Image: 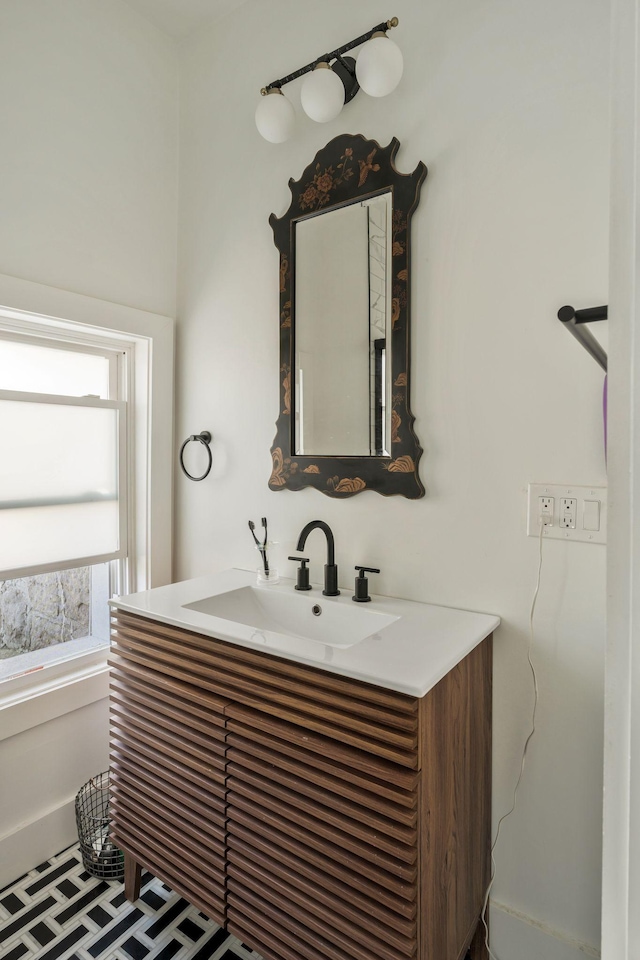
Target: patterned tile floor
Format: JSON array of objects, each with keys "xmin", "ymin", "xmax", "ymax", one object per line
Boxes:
[{"xmin": 0, "ymin": 844, "xmax": 264, "ymax": 960}]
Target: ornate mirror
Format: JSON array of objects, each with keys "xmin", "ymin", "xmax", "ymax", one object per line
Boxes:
[{"xmin": 268, "ymin": 133, "xmax": 427, "ymax": 498}]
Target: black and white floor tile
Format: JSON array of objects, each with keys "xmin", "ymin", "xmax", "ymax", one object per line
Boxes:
[{"xmin": 0, "ymin": 844, "xmax": 264, "ymax": 960}]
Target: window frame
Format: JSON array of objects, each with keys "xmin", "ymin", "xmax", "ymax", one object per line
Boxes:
[{"xmin": 0, "ymin": 272, "xmax": 173, "ymax": 728}]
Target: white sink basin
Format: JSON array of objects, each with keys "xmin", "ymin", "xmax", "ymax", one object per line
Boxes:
[
  {"xmin": 183, "ymin": 584, "xmax": 399, "ymax": 648},
  {"xmin": 110, "ymin": 568, "xmax": 500, "ymax": 696}
]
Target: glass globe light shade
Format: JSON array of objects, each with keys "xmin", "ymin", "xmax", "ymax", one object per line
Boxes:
[
  {"xmin": 300, "ymin": 63, "xmax": 345, "ymax": 123},
  {"xmin": 255, "ymin": 88, "xmax": 295, "ymax": 143},
  {"xmin": 355, "ymin": 34, "xmax": 404, "ymax": 98}
]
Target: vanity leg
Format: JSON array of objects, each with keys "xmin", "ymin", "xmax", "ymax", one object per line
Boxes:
[
  {"xmin": 468, "ymin": 913, "xmax": 489, "ymax": 960},
  {"xmin": 124, "ymin": 852, "xmax": 141, "ymax": 902}
]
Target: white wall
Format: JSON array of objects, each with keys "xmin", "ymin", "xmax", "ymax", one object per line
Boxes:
[
  {"xmin": 176, "ymin": 1, "xmax": 609, "ymax": 957},
  {"xmin": 0, "ymin": 0, "xmax": 178, "ymax": 886},
  {"xmin": 602, "ymin": 0, "xmax": 640, "ymax": 955},
  {"xmin": 0, "ymin": 673, "xmax": 109, "ymax": 888},
  {"xmin": 0, "ymin": 0, "xmax": 178, "ymax": 317}
]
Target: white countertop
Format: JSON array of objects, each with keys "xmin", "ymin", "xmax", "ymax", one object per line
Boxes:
[{"xmin": 109, "ymin": 568, "xmax": 500, "ymax": 698}]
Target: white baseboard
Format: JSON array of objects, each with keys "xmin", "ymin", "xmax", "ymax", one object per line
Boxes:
[
  {"xmin": 0, "ymin": 797, "xmax": 77, "ymax": 891},
  {"xmin": 490, "ymin": 900, "xmax": 600, "ymax": 960}
]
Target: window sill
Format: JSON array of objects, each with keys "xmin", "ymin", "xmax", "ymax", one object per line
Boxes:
[{"xmin": 0, "ymin": 640, "xmax": 110, "ymax": 742}]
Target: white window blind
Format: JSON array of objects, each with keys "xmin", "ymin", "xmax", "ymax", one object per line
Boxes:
[
  {"xmin": 0, "ymin": 390, "xmax": 126, "ymax": 580},
  {"xmin": 0, "ymin": 338, "xmax": 110, "ymax": 398}
]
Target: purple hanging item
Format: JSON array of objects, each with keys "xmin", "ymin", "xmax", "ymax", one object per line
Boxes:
[{"xmin": 603, "ymin": 374, "xmax": 607, "ymax": 464}]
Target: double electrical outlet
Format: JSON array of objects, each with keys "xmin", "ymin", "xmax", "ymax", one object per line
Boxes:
[
  {"xmin": 538, "ymin": 495, "xmax": 578, "ymax": 529},
  {"xmin": 527, "ymin": 483, "xmax": 607, "ymax": 544}
]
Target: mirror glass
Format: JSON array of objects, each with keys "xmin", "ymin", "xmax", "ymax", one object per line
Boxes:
[{"xmin": 294, "ymin": 193, "xmax": 392, "ymax": 457}]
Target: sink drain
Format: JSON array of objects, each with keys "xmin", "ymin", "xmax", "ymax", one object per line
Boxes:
[{"xmin": 311, "ymin": 604, "xmax": 322, "ymax": 617}]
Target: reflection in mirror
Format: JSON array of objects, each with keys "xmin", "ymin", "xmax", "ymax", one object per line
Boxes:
[{"xmin": 295, "ymin": 193, "xmax": 391, "ymax": 457}]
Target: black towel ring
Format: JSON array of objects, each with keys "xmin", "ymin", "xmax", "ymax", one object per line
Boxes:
[{"xmin": 179, "ymin": 431, "xmax": 212, "ymax": 481}]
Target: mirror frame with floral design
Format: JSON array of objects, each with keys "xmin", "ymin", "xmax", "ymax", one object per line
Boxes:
[{"xmin": 268, "ymin": 133, "xmax": 427, "ymax": 499}]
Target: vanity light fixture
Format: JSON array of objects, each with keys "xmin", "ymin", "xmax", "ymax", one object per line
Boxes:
[{"xmin": 255, "ymin": 17, "xmax": 402, "ymax": 143}]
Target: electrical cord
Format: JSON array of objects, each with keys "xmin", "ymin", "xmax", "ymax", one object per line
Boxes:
[{"xmin": 480, "ymin": 519, "xmax": 544, "ymax": 960}]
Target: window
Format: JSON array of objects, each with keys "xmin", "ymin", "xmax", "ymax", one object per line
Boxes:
[
  {"xmin": 0, "ymin": 337, "xmax": 126, "ymax": 575},
  {"xmin": 0, "ymin": 334, "xmax": 128, "ymax": 678},
  {"xmin": 0, "ymin": 564, "xmax": 110, "ymax": 671},
  {"xmin": 0, "ymin": 278, "xmax": 173, "ymax": 698}
]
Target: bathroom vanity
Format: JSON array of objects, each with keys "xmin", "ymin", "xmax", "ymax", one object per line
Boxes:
[{"xmin": 108, "ymin": 569, "xmax": 498, "ymax": 960}]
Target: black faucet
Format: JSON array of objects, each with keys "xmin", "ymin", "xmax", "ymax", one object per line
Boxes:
[{"xmin": 295, "ymin": 520, "xmax": 340, "ymax": 596}]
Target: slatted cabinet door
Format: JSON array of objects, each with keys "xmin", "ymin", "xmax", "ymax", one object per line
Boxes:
[
  {"xmin": 225, "ymin": 703, "xmax": 420, "ymax": 960},
  {"xmin": 108, "ymin": 611, "xmax": 491, "ymax": 960},
  {"xmin": 109, "ymin": 614, "xmax": 230, "ymax": 926}
]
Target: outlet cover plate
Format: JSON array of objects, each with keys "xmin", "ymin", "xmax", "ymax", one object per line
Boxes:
[{"xmin": 527, "ymin": 483, "xmax": 607, "ymax": 544}]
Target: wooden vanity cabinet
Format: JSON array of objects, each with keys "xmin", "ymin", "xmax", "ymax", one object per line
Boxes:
[
  {"xmin": 109, "ymin": 611, "xmax": 492, "ymax": 960},
  {"xmin": 108, "ymin": 630, "xmax": 229, "ymax": 925}
]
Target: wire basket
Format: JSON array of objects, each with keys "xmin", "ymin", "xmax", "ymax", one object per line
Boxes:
[{"xmin": 75, "ymin": 772, "xmax": 124, "ymax": 880}]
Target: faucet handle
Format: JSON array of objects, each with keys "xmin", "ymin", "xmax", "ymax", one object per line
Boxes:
[
  {"xmin": 353, "ymin": 566, "xmax": 380, "ymax": 603},
  {"xmin": 288, "ymin": 556, "xmax": 312, "ymax": 591}
]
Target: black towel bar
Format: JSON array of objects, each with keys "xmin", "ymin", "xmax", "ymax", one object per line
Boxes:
[{"xmin": 558, "ymin": 304, "xmax": 608, "ymax": 372}]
